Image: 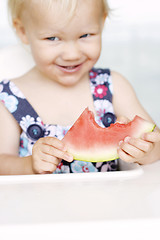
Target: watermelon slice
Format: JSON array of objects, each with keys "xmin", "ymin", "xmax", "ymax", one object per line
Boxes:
[{"xmin": 63, "ymin": 108, "xmax": 155, "ymax": 162}]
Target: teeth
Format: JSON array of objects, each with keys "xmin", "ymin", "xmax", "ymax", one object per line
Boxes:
[
  {"xmin": 62, "ymin": 65, "xmax": 78, "ymax": 69},
  {"xmin": 66, "ymin": 66, "xmax": 75, "ymax": 69},
  {"xmin": 65, "ymin": 66, "xmax": 76, "ymax": 69}
]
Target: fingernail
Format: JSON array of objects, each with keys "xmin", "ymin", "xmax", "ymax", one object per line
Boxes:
[
  {"xmin": 62, "ymin": 145, "xmax": 67, "ymax": 151},
  {"xmin": 119, "ymin": 140, "xmax": 123, "ymax": 146},
  {"xmin": 65, "ymin": 154, "xmax": 73, "ymax": 162},
  {"xmin": 124, "ymin": 136, "xmax": 131, "ymax": 143},
  {"xmin": 141, "ymin": 133, "xmax": 146, "ymax": 140}
]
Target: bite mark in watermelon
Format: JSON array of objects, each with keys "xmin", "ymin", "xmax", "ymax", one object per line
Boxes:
[{"xmin": 62, "ymin": 108, "xmax": 155, "ymax": 162}]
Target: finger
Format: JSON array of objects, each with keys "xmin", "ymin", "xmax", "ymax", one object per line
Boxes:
[
  {"xmin": 117, "ymin": 148, "xmax": 135, "ymax": 163},
  {"xmin": 39, "ymin": 137, "xmax": 67, "ymax": 151},
  {"xmin": 116, "ymin": 116, "xmax": 130, "ymax": 124},
  {"xmin": 119, "ymin": 139, "xmax": 145, "ymax": 159},
  {"xmin": 40, "ymin": 152, "xmax": 61, "ymax": 165},
  {"xmin": 41, "ymin": 144, "xmax": 73, "ymax": 162},
  {"xmin": 34, "ymin": 160, "xmax": 58, "ymax": 174},
  {"xmin": 38, "ymin": 137, "xmax": 73, "ymax": 162},
  {"xmin": 124, "ymin": 136, "xmax": 154, "ymax": 153},
  {"xmin": 142, "ymin": 130, "xmax": 160, "ymax": 143}
]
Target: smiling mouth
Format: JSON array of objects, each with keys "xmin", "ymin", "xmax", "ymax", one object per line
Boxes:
[
  {"xmin": 57, "ymin": 64, "xmax": 82, "ymax": 73},
  {"xmin": 62, "ymin": 65, "xmax": 79, "ymax": 69}
]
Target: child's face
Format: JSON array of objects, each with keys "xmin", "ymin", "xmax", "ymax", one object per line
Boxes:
[{"xmin": 18, "ymin": 0, "xmax": 105, "ymax": 86}]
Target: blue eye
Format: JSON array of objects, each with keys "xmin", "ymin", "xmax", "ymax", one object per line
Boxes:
[
  {"xmin": 80, "ymin": 34, "xmax": 91, "ymax": 39},
  {"xmin": 47, "ymin": 37, "xmax": 59, "ymax": 41}
]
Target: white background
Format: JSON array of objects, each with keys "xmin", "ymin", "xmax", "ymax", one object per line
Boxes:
[
  {"xmin": 0, "ymin": 0, "xmax": 160, "ymax": 125},
  {"xmin": 1, "ymin": 0, "xmax": 160, "ymax": 47}
]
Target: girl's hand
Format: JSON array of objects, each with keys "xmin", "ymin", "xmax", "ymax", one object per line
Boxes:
[
  {"xmin": 116, "ymin": 116, "xmax": 160, "ymax": 164},
  {"xmin": 117, "ymin": 129, "xmax": 160, "ymax": 164},
  {"xmin": 32, "ymin": 137, "xmax": 73, "ymax": 174},
  {"xmin": 117, "ymin": 135, "xmax": 153, "ymax": 164}
]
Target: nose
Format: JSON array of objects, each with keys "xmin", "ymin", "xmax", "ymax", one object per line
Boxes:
[{"xmin": 62, "ymin": 41, "xmax": 81, "ymax": 61}]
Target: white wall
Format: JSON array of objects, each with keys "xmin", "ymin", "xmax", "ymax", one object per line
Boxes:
[
  {"xmin": 0, "ymin": 0, "xmax": 17, "ymax": 47},
  {"xmin": 1, "ymin": 0, "xmax": 160, "ymax": 48},
  {"xmin": 108, "ymin": 0, "xmax": 160, "ymax": 24}
]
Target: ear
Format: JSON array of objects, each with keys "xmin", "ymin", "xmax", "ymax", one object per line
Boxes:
[{"xmin": 13, "ymin": 18, "xmax": 29, "ymax": 44}]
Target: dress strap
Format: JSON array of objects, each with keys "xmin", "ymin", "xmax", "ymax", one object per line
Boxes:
[
  {"xmin": 89, "ymin": 68, "xmax": 116, "ymax": 127},
  {"xmin": 0, "ymin": 80, "xmax": 45, "ymax": 139}
]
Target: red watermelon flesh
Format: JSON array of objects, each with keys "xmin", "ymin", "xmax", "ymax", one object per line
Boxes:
[{"xmin": 62, "ymin": 108, "xmax": 155, "ymax": 162}]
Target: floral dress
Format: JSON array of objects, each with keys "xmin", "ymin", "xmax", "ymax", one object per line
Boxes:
[{"xmin": 0, "ymin": 68, "xmax": 119, "ymax": 173}]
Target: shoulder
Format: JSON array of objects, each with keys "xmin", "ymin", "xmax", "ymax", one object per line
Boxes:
[
  {"xmin": 110, "ymin": 71, "xmax": 152, "ymax": 120},
  {"xmin": 111, "ymin": 71, "xmax": 134, "ymax": 90},
  {"xmin": 91, "ymin": 69, "xmax": 135, "ymax": 95},
  {"xmin": 111, "ymin": 71, "xmax": 137, "ymax": 103},
  {"xmin": 0, "ymin": 100, "xmax": 21, "ymax": 132}
]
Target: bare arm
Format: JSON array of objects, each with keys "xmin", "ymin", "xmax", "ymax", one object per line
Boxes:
[
  {"xmin": 0, "ymin": 101, "xmax": 73, "ymax": 175},
  {"xmin": 112, "ymin": 71, "xmax": 160, "ymax": 164},
  {"xmin": 112, "ymin": 71, "xmax": 153, "ymax": 122},
  {"xmin": 0, "ymin": 154, "xmax": 34, "ymax": 175},
  {"xmin": 0, "ymin": 101, "xmax": 34, "ymax": 174}
]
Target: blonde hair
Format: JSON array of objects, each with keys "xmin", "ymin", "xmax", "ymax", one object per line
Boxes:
[{"xmin": 8, "ymin": 0, "xmax": 110, "ymax": 22}]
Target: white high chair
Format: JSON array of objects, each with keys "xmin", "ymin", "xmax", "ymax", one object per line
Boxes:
[{"xmin": 0, "ymin": 44, "xmax": 35, "ymax": 80}]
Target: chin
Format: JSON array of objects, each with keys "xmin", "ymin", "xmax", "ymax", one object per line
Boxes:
[
  {"xmin": 58, "ymin": 78, "xmax": 80, "ymax": 87},
  {"xmin": 55, "ymin": 73, "xmax": 82, "ymax": 86}
]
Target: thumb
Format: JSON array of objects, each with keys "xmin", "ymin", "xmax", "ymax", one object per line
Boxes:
[{"xmin": 116, "ymin": 116, "xmax": 130, "ymax": 124}]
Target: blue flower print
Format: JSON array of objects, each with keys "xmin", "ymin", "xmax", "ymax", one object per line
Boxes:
[
  {"xmin": 56, "ymin": 125, "xmax": 71, "ymax": 140},
  {"xmin": 94, "ymin": 73, "xmax": 109, "ymax": 85},
  {"xmin": 94, "ymin": 99, "xmax": 114, "ymax": 127},
  {"xmin": 19, "ymin": 136, "xmax": 29, "ymax": 157},
  {"xmin": 0, "ymin": 92, "xmax": 18, "ymax": 113},
  {"xmin": 54, "ymin": 162, "xmax": 70, "ymax": 174},
  {"xmin": 71, "ymin": 161, "xmax": 98, "ymax": 173},
  {"xmin": 9, "ymin": 81, "xmax": 25, "ymax": 99},
  {"xmin": 20, "ymin": 115, "xmax": 35, "ymax": 131}
]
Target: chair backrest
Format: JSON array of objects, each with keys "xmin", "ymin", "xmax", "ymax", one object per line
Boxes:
[{"xmin": 0, "ymin": 44, "xmax": 35, "ymax": 80}]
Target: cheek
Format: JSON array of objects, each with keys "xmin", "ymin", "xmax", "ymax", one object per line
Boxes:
[
  {"xmin": 86, "ymin": 38, "xmax": 102, "ymax": 60},
  {"xmin": 92, "ymin": 44, "xmax": 101, "ymax": 59},
  {"xmin": 30, "ymin": 43, "xmax": 54, "ymax": 66},
  {"xmin": 87, "ymin": 44, "xmax": 101, "ymax": 62}
]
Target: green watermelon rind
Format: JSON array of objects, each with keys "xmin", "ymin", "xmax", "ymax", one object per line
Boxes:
[{"xmin": 69, "ymin": 148, "xmax": 119, "ymax": 162}]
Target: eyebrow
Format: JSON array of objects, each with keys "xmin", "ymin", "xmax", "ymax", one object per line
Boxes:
[
  {"xmin": 37, "ymin": 22, "xmax": 100, "ymax": 38},
  {"xmin": 38, "ymin": 29, "xmax": 60, "ymax": 37}
]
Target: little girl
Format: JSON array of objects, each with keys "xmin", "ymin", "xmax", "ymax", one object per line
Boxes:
[{"xmin": 0, "ymin": 0, "xmax": 160, "ymax": 175}]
